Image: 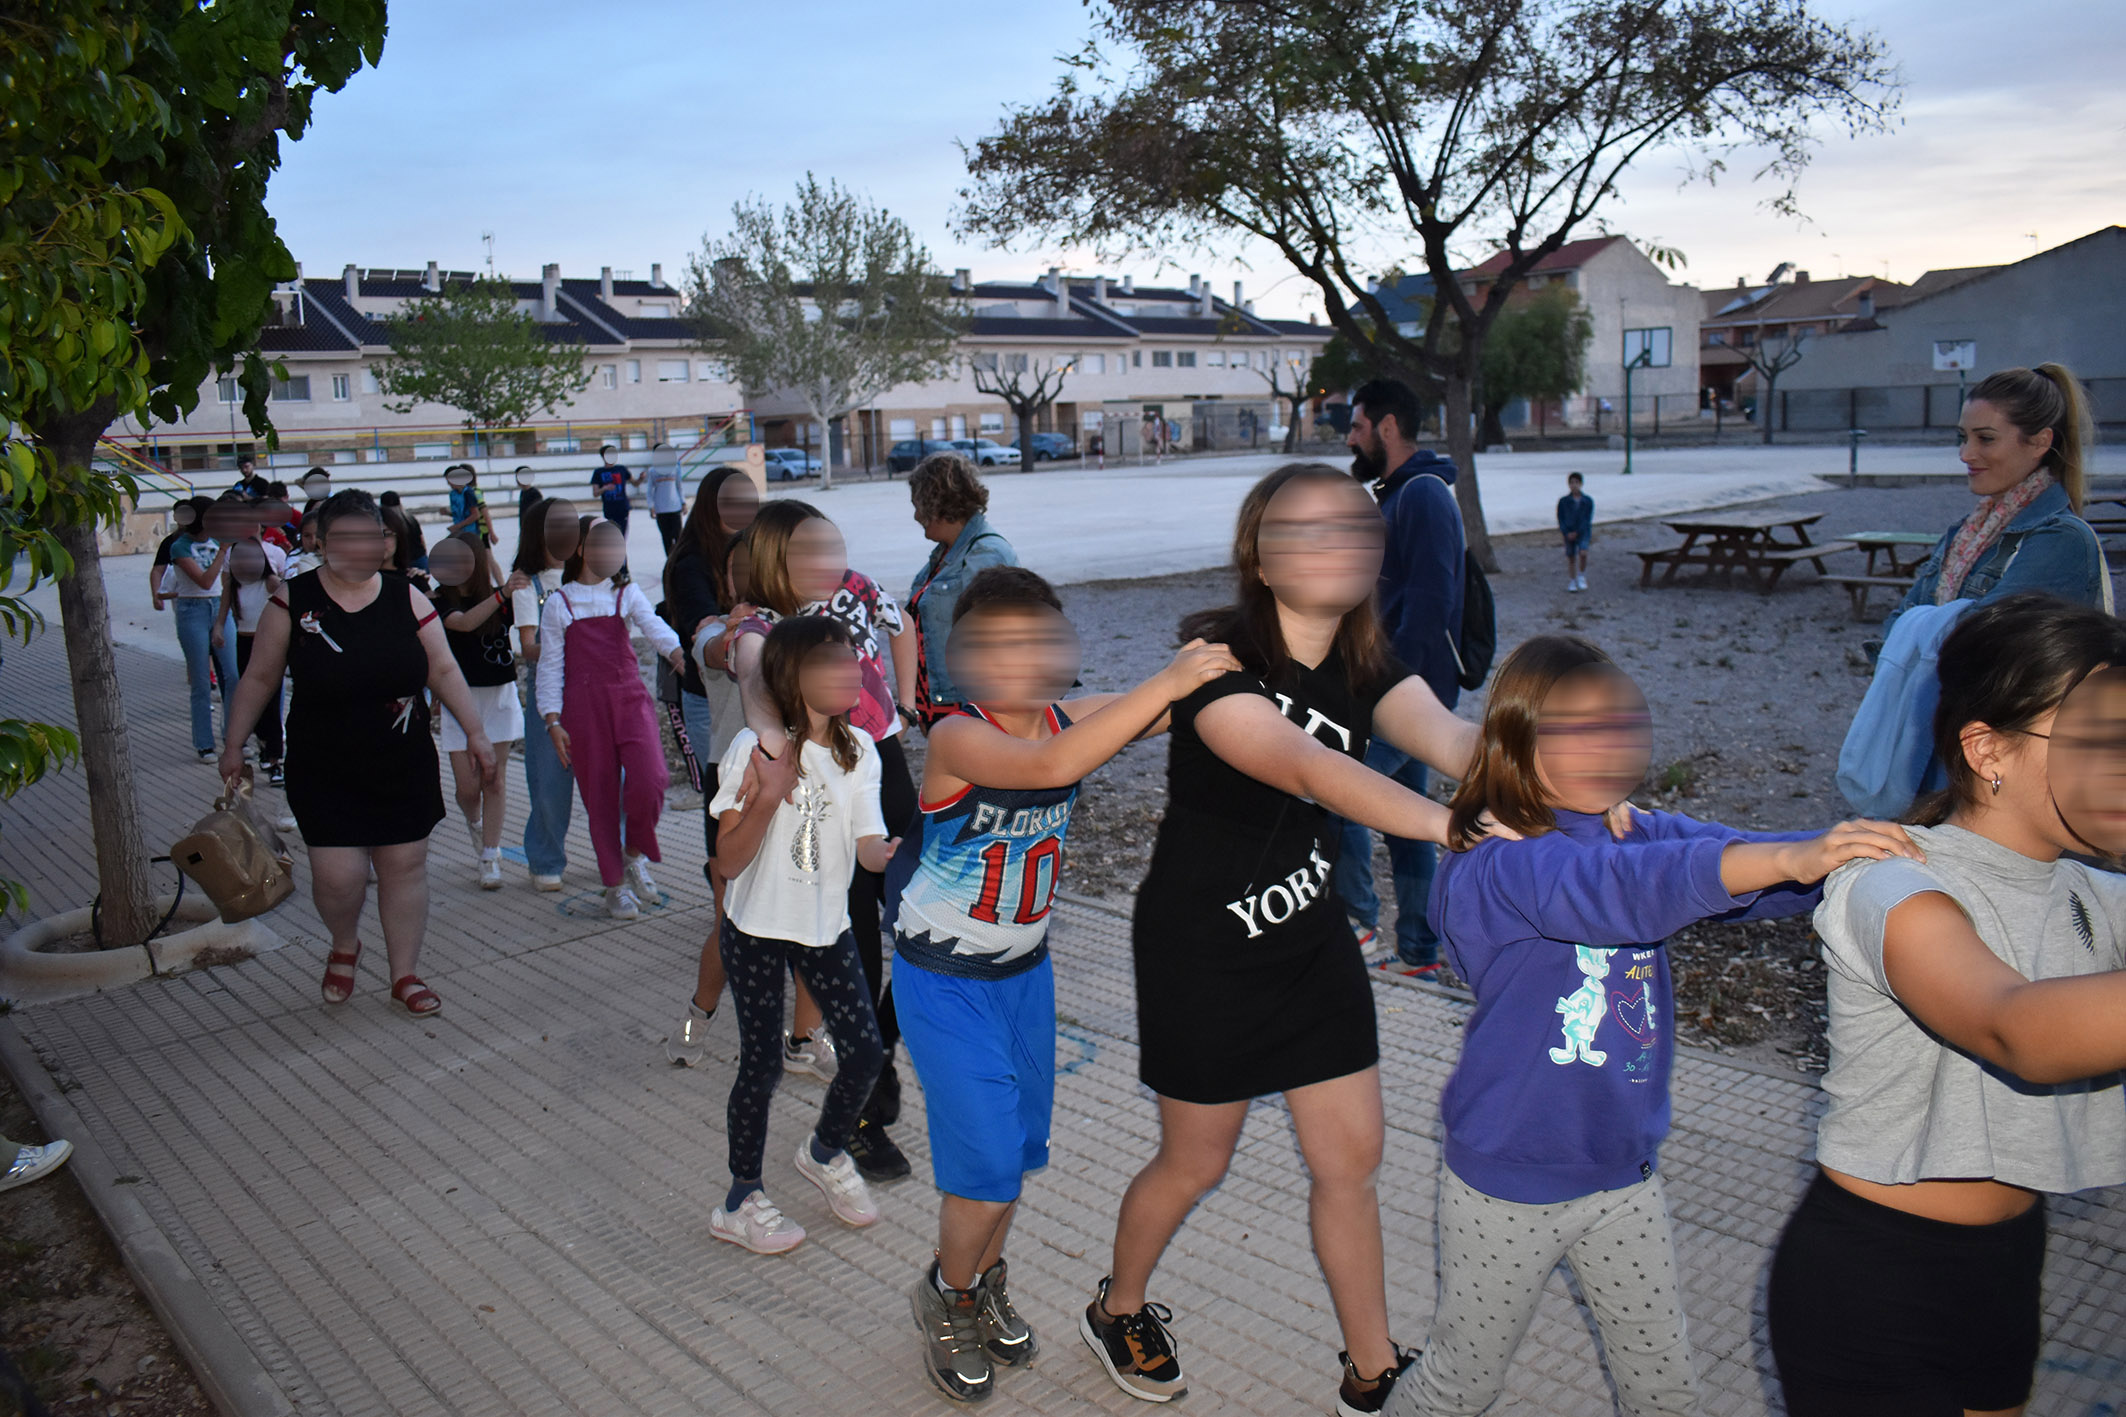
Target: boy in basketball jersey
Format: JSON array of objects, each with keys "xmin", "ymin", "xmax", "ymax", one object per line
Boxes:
[{"xmin": 900, "ymin": 567, "xmax": 1237, "ymax": 1404}]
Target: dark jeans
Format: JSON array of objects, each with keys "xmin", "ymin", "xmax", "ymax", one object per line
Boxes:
[
  {"xmin": 720, "ymin": 920, "xmax": 883, "ymax": 1184},
  {"xmin": 233, "ymin": 633, "xmax": 283, "ymax": 762},
  {"xmin": 655, "ymin": 510, "xmax": 682, "ymax": 553},
  {"xmin": 1333, "ymin": 740, "xmax": 1439, "ymax": 965}
]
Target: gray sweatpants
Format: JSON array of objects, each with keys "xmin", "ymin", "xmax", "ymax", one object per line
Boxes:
[{"xmin": 1387, "ymin": 1166, "xmax": 1698, "ymax": 1417}]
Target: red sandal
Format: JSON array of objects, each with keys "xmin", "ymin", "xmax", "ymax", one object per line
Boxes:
[
  {"xmin": 321, "ymin": 946, "xmax": 361, "ymax": 1005},
  {"xmin": 392, "ymin": 975, "xmax": 442, "ymax": 1017}
]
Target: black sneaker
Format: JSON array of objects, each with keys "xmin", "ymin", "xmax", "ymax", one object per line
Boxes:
[
  {"xmin": 844, "ymin": 1118, "xmax": 911, "ymax": 1182},
  {"xmin": 266, "ymin": 760, "xmax": 285, "ymax": 785},
  {"xmin": 1079, "ymin": 1276, "xmax": 1185, "ymax": 1402},
  {"xmin": 1336, "ymin": 1344, "xmax": 1418, "ymax": 1416},
  {"xmin": 864, "ymin": 1058, "xmax": 903, "ymax": 1128}
]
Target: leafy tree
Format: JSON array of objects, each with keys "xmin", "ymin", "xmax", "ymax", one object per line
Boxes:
[
  {"xmin": 686, "ymin": 176, "xmax": 965, "ymax": 490},
  {"xmin": 1737, "ymin": 329, "xmax": 1808, "ymax": 444},
  {"xmin": 1477, "ymin": 285, "xmax": 1594, "ymax": 445},
  {"xmin": 7, "ymin": 0, "xmax": 386, "ymax": 943},
  {"xmin": 970, "ymin": 355, "xmax": 1068, "ymax": 470},
  {"xmin": 959, "ymin": 0, "xmax": 1896, "ymax": 567},
  {"xmin": 372, "ymin": 277, "xmax": 594, "ymax": 463}
]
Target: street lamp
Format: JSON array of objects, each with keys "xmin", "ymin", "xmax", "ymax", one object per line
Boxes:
[{"xmin": 1622, "ymin": 346, "xmax": 1653, "ymax": 475}]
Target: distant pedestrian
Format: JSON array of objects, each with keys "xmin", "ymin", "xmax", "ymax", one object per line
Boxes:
[
  {"xmin": 905, "ymin": 453, "xmax": 1017, "ymax": 729},
  {"xmin": 429, "ymin": 535, "xmax": 529, "ymax": 891},
  {"xmin": 443, "ymin": 463, "xmax": 494, "ymax": 547},
  {"xmin": 647, "ymin": 445, "xmax": 686, "ymax": 552},
  {"xmin": 590, "ymin": 444, "xmax": 638, "ymax": 532},
  {"xmin": 514, "ymin": 466, "xmax": 542, "ymax": 521},
  {"xmin": 536, "ymin": 517, "xmax": 684, "ymax": 920},
  {"xmin": 1339, "ymin": 376, "xmax": 1463, "ymax": 974},
  {"xmin": 510, "ymin": 498, "xmax": 581, "ymax": 890},
  {"xmin": 213, "ymin": 531, "xmax": 288, "ymax": 783},
  {"xmin": 162, "ymin": 498, "xmax": 240, "ymax": 761},
  {"xmin": 218, "ymin": 488, "xmax": 493, "ymax": 1018},
  {"xmin": 230, "ymin": 453, "xmax": 270, "ymax": 500},
  {"xmin": 150, "ymin": 497, "xmax": 205, "ymax": 613},
  {"xmin": 1557, "ymin": 471, "xmax": 1594, "ymax": 592}
]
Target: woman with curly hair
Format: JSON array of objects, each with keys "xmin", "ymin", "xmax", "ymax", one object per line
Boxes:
[{"xmin": 905, "ymin": 453, "xmax": 1017, "ymax": 729}]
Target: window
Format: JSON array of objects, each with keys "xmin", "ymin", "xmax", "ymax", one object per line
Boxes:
[
  {"xmin": 413, "ymin": 442, "xmax": 451, "ymax": 459},
  {"xmin": 625, "ymin": 433, "xmax": 650, "ymax": 450},
  {"xmin": 361, "ymin": 447, "xmax": 392, "ymax": 463},
  {"xmin": 668, "ymin": 428, "xmax": 702, "ymax": 448},
  {"xmin": 656, "ymin": 359, "xmax": 690, "ymax": 382},
  {"xmin": 640, "ymin": 303, "xmax": 673, "ymax": 317},
  {"xmin": 1152, "ymin": 351, "xmax": 1173, "ymax": 368},
  {"xmin": 949, "ymin": 415, "xmax": 967, "ymax": 439},
  {"xmin": 275, "ymin": 376, "xmax": 310, "ymax": 402},
  {"xmin": 889, "ymin": 418, "xmax": 917, "ymax": 439},
  {"xmin": 1739, "ymin": 329, "xmax": 1757, "ymax": 348},
  {"xmin": 330, "ymin": 373, "xmax": 351, "ymax": 401},
  {"xmin": 626, "ymin": 360, "xmax": 642, "ymax": 383},
  {"xmin": 929, "ymin": 417, "xmax": 949, "ymax": 439},
  {"xmin": 1004, "ymin": 352, "xmax": 1030, "ymax": 374},
  {"xmin": 599, "ymin": 364, "xmax": 618, "ymax": 390},
  {"xmin": 362, "ymin": 369, "xmax": 381, "ymax": 394},
  {"xmin": 543, "ymin": 438, "xmax": 580, "ymax": 453},
  {"xmin": 216, "ymin": 377, "xmax": 238, "ymax": 403},
  {"xmin": 697, "ymin": 359, "xmax": 727, "ymax": 383},
  {"xmin": 1621, "ymin": 327, "xmax": 1673, "ymax": 368},
  {"xmin": 979, "ymin": 412, "xmax": 1005, "ymax": 434},
  {"xmin": 1205, "ymin": 350, "xmax": 1225, "ymax": 367},
  {"xmin": 1707, "ymin": 331, "xmax": 1727, "ymax": 346},
  {"xmin": 971, "ymin": 351, "xmax": 1000, "ymax": 372},
  {"xmin": 1133, "ymin": 350, "xmax": 1142, "ymax": 368},
  {"xmin": 1176, "ymin": 351, "xmax": 1196, "ymax": 368},
  {"xmin": 1082, "ymin": 352, "xmax": 1106, "ymax": 375}
]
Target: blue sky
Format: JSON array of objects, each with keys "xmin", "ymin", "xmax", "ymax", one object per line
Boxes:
[{"xmin": 267, "ymin": 0, "xmax": 2126, "ymax": 316}]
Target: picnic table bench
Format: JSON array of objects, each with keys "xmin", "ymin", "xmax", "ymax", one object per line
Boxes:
[
  {"xmin": 1819, "ymin": 530, "xmax": 1937, "ymax": 619},
  {"xmin": 2084, "ymin": 494, "xmax": 2126, "ymax": 536},
  {"xmin": 1636, "ymin": 510, "xmax": 1853, "ymax": 591}
]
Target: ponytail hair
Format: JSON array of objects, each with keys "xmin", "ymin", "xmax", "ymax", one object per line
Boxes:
[{"xmin": 1967, "ymin": 363, "xmax": 2095, "ymax": 512}]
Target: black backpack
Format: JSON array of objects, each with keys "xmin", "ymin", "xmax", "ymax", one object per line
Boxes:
[{"xmin": 1452, "ymin": 551, "xmax": 1495, "ymax": 690}]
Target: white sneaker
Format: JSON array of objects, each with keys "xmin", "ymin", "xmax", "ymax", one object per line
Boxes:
[
  {"xmin": 465, "ymin": 817, "xmax": 484, "ymax": 854},
  {"xmin": 605, "ymin": 885, "xmax": 642, "ymax": 920},
  {"xmin": 531, "ymin": 873, "xmax": 564, "ymax": 892},
  {"xmin": 479, "ymin": 857, "xmax": 503, "ymax": 891},
  {"xmin": 710, "ymin": 1191, "xmax": 807, "ymax": 1255},
  {"xmin": 783, "ymin": 1031, "xmax": 838, "ymax": 1081},
  {"xmin": 0, "ymin": 1139, "xmax": 72, "ymax": 1193},
  {"xmin": 666, "ymin": 1002, "xmax": 716, "ymax": 1065},
  {"xmin": 625, "ymin": 855, "xmax": 658, "ymax": 901},
  {"xmin": 1575, "ymin": 574, "xmax": 1588, "ymax": 591},
  {"xmin": 794, "ymin": 1142, "xmax": 881, "ymax": 1227}
]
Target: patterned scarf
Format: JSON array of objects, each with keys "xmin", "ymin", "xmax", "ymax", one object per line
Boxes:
[{"xmin": 1935, "ymin": 468, "xmax": 2054, "ymax": 604}]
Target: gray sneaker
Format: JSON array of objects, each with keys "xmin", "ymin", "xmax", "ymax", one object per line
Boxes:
[
  {"xmin": 912, "ymin": 1263, "xmax": 994, "ymax": 1403},
  {"xmin": 975, "ymin": 1259, "xmax": 1038, "ymax": 1366}
]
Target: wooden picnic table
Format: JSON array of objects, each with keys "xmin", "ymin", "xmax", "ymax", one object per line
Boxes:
[
  {"xmin": 2085, "ymin": 494, "xmax": 2126, "ymax": 535},
  {"xmin": 1820, "ymin": 530, "xmax": 1936, "ymax": 619},
  {"xmin": 1636, "ymin": 510, "xmax": 1854, "ymax": 591}
]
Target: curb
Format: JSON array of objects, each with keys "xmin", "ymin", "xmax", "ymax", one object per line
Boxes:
[{"xmin": 0, "ymin": 1019, "xmax": 295, "ymax": 1417}]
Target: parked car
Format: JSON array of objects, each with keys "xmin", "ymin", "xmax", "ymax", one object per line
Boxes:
[
  {"xmin": 953, "ymin": 438, "xmax": 1021, "ymax": 468},
  {"xmin": 886, "ymin": 438, "xmax": 962, "ymax": 474},
  {"xmin": 763, "ymin": 447, "xmax": 820, "ymax": 480},
  {"xmin": 1026, "ymin": 432, "xmax": 1078, "ymax": 462}
]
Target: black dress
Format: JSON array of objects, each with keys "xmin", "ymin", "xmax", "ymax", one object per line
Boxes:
[
  {"xmin": 1133, "ymin": 646, "xmax": 1409, "ymax": 1103},
  {"xmin": 281, "ymin": 571, "xmax": 446, "ymax": 847}
]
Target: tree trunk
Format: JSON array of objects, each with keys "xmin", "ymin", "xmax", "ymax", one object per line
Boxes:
[
  {"xmin": 44, "ymin": 412, "xmax": 158, "ymax": 943},
  {"xmin": 1760, "ymin": 375, "xmax": 1777, "ymax": 445},
  {"xmin": 815, "ymin": 406, "xmax": 835, "ymax": 491},
  {"xmin": 1441, "ymin": 373, "xmax": 1498, "ymax": 572},
  {"xmin": 1016, "ymin": 404, "xmax": 1036, "ymax": 472},
  {"xmin": 1282, "ymin": 394, "xmax": 1301, "ymax": 453}
]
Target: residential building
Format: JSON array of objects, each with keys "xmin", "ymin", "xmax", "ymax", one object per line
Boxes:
[{"xmin": 1697, "ymin": 267, "xmax": 1924, "ymax": 414}]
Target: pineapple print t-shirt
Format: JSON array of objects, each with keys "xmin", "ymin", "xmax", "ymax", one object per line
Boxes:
[{"xmin": 709, "ymin": 726, "xmax": 887, "ymax": 948}]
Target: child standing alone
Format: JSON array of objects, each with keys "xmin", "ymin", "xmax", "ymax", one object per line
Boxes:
[
  {"xmin": 1557, "ymin": 471, "xmax": 1593, "ymax": 592},
  {"xmin": 708, "ymin": 616, "xmax": 897, "ymax": 1255},
  {"xmin": 1389, "ymin": 634, "xmax": 1919, "ymax": 1417}
]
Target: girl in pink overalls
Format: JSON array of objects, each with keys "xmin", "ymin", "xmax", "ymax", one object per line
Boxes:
[{"xmin": 535, "ymin": 518, "xmax": 685, "ymax": 919}]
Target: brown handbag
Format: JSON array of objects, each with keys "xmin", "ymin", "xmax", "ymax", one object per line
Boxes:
[{"xmin": 170, "ymin": 772, "xmax": 295, "ymax": 923}]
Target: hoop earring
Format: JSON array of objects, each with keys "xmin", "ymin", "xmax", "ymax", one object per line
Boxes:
[{"xmin": 1990, "ymin": 774, "xmax": 2004, "ymax": 795}]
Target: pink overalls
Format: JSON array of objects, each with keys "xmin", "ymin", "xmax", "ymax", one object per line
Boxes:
[{"xmin": 557, "ymin": 586, "xmax": 668, "ymax": 886}]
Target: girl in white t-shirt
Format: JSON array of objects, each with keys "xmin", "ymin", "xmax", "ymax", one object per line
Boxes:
[{"xmin": 708, "ymin": 615, "xmax": 898, "ymax": 1256}]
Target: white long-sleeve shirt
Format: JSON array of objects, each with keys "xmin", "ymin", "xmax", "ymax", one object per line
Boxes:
[{"xmin": 535, "ymin": 578, "xmax": 681, "ymax": 719}]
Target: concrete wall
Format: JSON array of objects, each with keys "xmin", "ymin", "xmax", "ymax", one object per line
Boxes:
[{"xmin": 1575, "ymin": 241, "xmax": 1702, "ymax": 411}]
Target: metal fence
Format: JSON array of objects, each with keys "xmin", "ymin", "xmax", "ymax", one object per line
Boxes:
[{"xmin": 1776, "ymin": 378, "xmax": 2126, "ymax": 435}]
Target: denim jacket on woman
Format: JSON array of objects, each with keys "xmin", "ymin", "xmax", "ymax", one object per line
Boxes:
[
  {"xmin": 1883, "ymin": 481, "xmax": 2105, "ymax": 640},
  {"xmin": 908, "ymin": 511, "xmax": 1018, "ymax": 710}
]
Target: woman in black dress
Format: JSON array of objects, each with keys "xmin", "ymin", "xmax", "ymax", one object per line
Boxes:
[
  {"xmin": 1081, "ymin": 463, "xmax": 1482, "ymax": 1415},
  {"xmin": 218, "ymin": 490, "xmax": 496, "ymax": 1016}
]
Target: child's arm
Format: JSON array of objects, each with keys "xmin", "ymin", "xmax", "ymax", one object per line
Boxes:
[
  {"xmin": 856, "ymin": 834, "xmax": 901, "ymax": 873},
  {"xmin": 1196, "ymin": 692, "xmax": 1452, "ymax": 844},
  {"xmin": 712, "ymin": 744, "xmax": 800, "ymax": 879},
  {"xmin": 442, "ymin": 590, "xmax": 508, "ymax": 632},
  {"xmin": 212, "ymin": 574, "xmax": 236, "ymax": 648},
  {"xmin": 731, "ymin": 629, "xmax": 789, "ymax": 754},
  {"xmin": 1370, "ymin": 675, "xmax": 1481, "ymax": 782},
  {"xmin": 1718, "ymin": 821, "xmax": 1918, "ymax": 896},
  {"xmin": 932, "ymin": 639, "xmax": 1241, "ymax": 791},
  {"xmin": 1879, "ymin": 890, "xmax": 2126, "ymax": 1085},
  {"xmin": 622, "ymin": 584, "xmax": 685, "ymax": 671}
]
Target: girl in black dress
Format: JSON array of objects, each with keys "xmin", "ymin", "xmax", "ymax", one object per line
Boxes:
[
  {"xmin": 218, "ymin": 491, "xmax": 497, "ymax": 1017},
  {"xmin": 1082, "ymin": 464, "xmax": 1483, "ymax": 1416}
]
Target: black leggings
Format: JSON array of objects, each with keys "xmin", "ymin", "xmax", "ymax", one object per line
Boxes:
[
  {"xmin": 656, "ymin": 510, "xmax": 682, "ymax": 553},
  {"xmin": 846, "ymin": 731, "xmax": 918, "ymax": 1059},
  {"xmin": 719, "ymin": 920, "xmax": 883, "ymax": 1185},
  {"xmin": 1769, "ymin": 1171, "xmax": 2046, "ymax": 1417}
]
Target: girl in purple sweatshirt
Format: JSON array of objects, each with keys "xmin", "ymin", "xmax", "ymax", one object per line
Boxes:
[{"xmin": 1387, "ymin": 636, "xmax": 1918, "ymax": 1417}]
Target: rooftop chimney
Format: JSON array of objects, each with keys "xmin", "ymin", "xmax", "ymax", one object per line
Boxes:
[
  {"xmin": 1232, "ymin": 280, "xmax": 1244, "ymax": 308},
  {"xmin": 423, "ymin": 260, "xmax": 440, "ymax": 292},
  {"xmin": 1735, "ymin": 276, "xmax": 1746, "ymax": 289},
  {"xmin": 1188, "ymin": 273, "xmax": 1203, "ymax": 296},
  {"xmin": 540, "ymin": 263, "xmax": 560, "ymax": 322},
  {"xmin": 1121, "ymin": 273, "xmax": 1134, "ymax": 293},
  {"xmin": 1794, "ymin": 269, "xmax": 1811, "ymax": 285},
  {"xmin": 1043, "ymin": 265, "xmax": 1061, "ymax": 293},
  {"xmin": 952, "ymin": 267, "xmax": 971, "ymax": 292},
  {"xmin": 600, "ymin": 266, "xmax": 614, "ymax": 300},
  {"xmin": 649, "ymin": 262, "xmax": 665, "ymax": 288},
  {"xmin": 1856, "ymin": 291, "xmax": 1874, "ymax": 319},
  {"xmin": 1093, "ymin": 275, "xmax": 1108, "ymax": 302},
  {"xmin": 1054, "ymin": 274, "xmax": 1070, "ymax": 315},
  {"xmin": 344, "ymin": 263, "xmax": 360, "ymax": 301},
  {"xmin": 1243, "ymin": 300, "xmax": 1256, "ymax": 315}
]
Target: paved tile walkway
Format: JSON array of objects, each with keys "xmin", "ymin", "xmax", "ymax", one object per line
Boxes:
[{"xmin": 6, "ymin": 622, "xmax": 2125, "ymax": 1415}]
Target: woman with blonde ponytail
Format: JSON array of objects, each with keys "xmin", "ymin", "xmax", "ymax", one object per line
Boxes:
[{"xmin": 1886, "ymin": 362, "xmax": 2108, "ymax": 634}]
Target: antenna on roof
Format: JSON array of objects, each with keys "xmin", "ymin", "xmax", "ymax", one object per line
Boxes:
[
  {"xmin": 481, "ymin": 231, "xmax": 496, "ymax": 278},
  {"xmin": 2024, "ymin": 231, "xmax": 2040, "ymax": 254}
]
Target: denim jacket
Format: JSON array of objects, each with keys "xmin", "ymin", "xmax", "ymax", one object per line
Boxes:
[
  {"xmin": 908, "ymin": 512, "xmax": 1018, "ymax": 708},
  {"xmin": 1884, "ymin": 482, "xmax": 2105, "ymax": 640}
]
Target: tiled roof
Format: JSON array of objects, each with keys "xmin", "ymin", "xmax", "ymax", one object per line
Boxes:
[
  {"xmin": 1701, "ymin": 275, "xmax": 1904, "ymax": 327},
  {"xmin": 1466, "ymin": 235, "xmax": 1625, "ymax": 279},
  {"xmin": 1901, "ymin": 266, "xmax": 1998, "ymax": 302},
  {"xmin": 967, "ymin": 316, "xmax": 1119, "ymax": 338},
  {"xmin": 257, "ymin": 323, "xmax": 357, "ymax": 353}
]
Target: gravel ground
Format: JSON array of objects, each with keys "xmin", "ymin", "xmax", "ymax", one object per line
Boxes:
[{"xmin": 947, "ymin": 477, "xmax": 2013, "ymax": 1074}]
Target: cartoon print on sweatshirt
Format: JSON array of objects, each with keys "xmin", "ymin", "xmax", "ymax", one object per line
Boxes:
[
  {"xmin": 1612, "ymin": 950, "xmax": 1661, "ymax": 1079},
  {"xmin": 1550, "ymin": 944, "xmax": 1611, "ymax": 1066}
]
